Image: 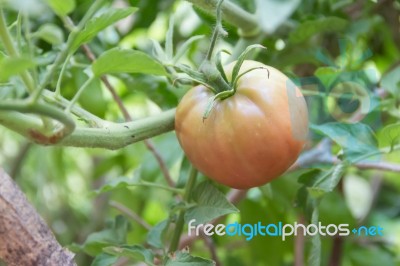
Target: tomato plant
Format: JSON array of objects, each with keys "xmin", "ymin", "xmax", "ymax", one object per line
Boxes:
[
  {"xmin": 1, "ymin": 0, "xmax": 400, "ymax": 265},
  {"xmin": 176, "ymin": 60, "xmax": 309, "ymax": 188}
]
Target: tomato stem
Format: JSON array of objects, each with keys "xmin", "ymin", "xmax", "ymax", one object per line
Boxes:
[
  {"xmin": 205, "ymin": 0, "xmax": 227, "ymax": 61},
  {"xmin": 168, "ymin": 166, "xmax": 198, "ymax": 252}
]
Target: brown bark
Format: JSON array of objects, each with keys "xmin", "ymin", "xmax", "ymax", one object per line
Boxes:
[{"xmin": 0, "ymin": 168, "xmax": 76, "ymax": 266}]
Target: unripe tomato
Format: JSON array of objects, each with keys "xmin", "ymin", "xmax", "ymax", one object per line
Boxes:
[{"xmin": 175, "ymin": 60, "xmax": 309, "ymax": 189}]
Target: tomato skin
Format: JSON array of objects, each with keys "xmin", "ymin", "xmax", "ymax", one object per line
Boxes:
[{"xmin": 175, "ymin": 60, "xmax": 309, "ymax": 189}]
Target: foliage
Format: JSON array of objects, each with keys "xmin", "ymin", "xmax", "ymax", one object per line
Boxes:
[{"xmin": 1, "ymin": 0, "xmax": 400, "ymax": 265}]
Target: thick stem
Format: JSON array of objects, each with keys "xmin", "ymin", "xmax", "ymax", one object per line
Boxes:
[
  {"xmin": 0, "ymin": 101, "xmax": 75, "ymax": 144},
  {"xmin": 169, "ymin": 166, "xmax": 198, "ymax": 252},
  {"xmin": 0, "ymin": 108, "xmax": 175, "ymax": 149}
]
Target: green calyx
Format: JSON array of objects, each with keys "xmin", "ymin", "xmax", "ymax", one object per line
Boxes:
[
  {"xmin": 176, "ymin": 45, "xmax": 267, "ymax": 120},
  {"xmin": 174, "ymin": 0, "xmax": 267, "ymax": 120},
  {"xmin": 201, "ymin": 44, "xmax": 267, "ymax": 120}
]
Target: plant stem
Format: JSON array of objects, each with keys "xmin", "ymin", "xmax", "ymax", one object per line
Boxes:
[
  {"xmin": 130, "ymin": 181, "xmax": 183, "ymax": 194},
  {"xmin": 65, "ymin": 76, "xmax": 95, "ymax": 113},
  {"xmin": 169, "ymin": 166, "xmax": 198, "ymax": 252},
  {"xmin": 55, "ymin": 53, "xmax": 72, "ymax": 97},
  {"xmin": 0, "ymin": 101, "xmax": 74, "ymax": 129},
  {"xmin": 31, "ymin": 0, "xmax": 107, "ymax": 102},
  {"xmin": 205, "ymin": 0, "xmax": 225, "ymax": 61},
  {"xmin": 0, "ymin": 108, "xmax": 176, "ymax": 148},
  {"xmin": 42, "ymin": 90, "xmax": 105, "ymax": 127},
  {"xmin": 0, "ymin": 9, "xmax": 35, "ymax": 93}
]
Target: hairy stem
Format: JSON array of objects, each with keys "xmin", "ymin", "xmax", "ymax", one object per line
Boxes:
[
  {"xmin": 169, "ymin": 166, "xmax": 198, "ymax": 252},
  {"xmin": 65, "ymin": 76, "xmax": 95, "ymax": 112},
  {"xmin": 0, "ymin": 101, "xmax": 75, "ymax": 145},
  {"xmin": 205, "ymin": 0, "xmax": 226, "ymax": 61},
  {"xmin": 0, "ymin": 108, "xmax": 175, "ymax": 149}
]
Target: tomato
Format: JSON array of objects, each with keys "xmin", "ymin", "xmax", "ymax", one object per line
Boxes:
[{"xmin": 175, "ymin": 60, "xmax": 309, "ymax": 189}]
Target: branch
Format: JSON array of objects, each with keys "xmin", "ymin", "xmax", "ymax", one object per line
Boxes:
[
  {"xmin": 0, "ymin": 168, "xmax": 76, "ymax": 265},
  {"xmin": 186, "ymin": 0, "xmax": 259, "ymax": 34},
  {"xmin": 109, "ymin": 201, "xmax": 151, "ymax": 230},
  {"xmin": 354, "ymin": 161, "xmax": 400, "ymax": 172},
  {"xmin": 0, "ymin": 108, "xmax": 175, "ymax": 149},
  {"xmin": 0, "ymin": 101, "xmax": 75, "ymax": 144},
  {"xmin": 289, "ymin": 139, "xmax": 400, "ymax": 173}
]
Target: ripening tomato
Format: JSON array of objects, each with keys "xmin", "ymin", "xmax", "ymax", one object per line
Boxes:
[{"xmin": 175, "ymin": 60, "xmax": 309, "ymax": 189}]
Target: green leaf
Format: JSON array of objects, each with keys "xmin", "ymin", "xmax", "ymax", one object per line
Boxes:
[
  {"xmin": 184, "ymin": 181, "xmax": 239, "ymax": 225},
  {"xmin": 31, "ymin": 23, "xmax": 64, "ymax": 45},
  {"xmin": 92, "ymin": 48, "xmax": 167, "ymax": 76},
  {"xmin": 299, "ymin": 164, "xmax": 345, "ymax": 198},
  {"xmin": 310, "ymin": 122, "xmax": 378, "ymax": 162},
  {"xmin": 103, "ymin": 245, "xmax": 155, "ymax": 266},
  {"xmin": 94, "ymin": 176, "xmax": 139, "ymax": 194},
  {"xmin": 255, "ymin": 0, "xmax": 300, "ymax": 33},
  {"xmin": 91, "ymin": 253, "xmax": 118, "ymax": 266},
  {"xmin": 45, "ymin": 0, "xmax": 75, "ymax": 16},
  {"xmin": 71, "ymin": 8, "xmax": 138, "ymax": 52},
  {"xmin": 80, "ymin": 216, "xmax": 129, "ymax": 256},
  {"xmin": 381, "ymin": 66, "xmax": 400, "ymax": 98},
  {"xmin": 348, "ymin": 246, "xmax": 396, "ymax": 266},
  {"xmin": 147, "ymin": 219, "xmax": 169, "ymax": 248},
  {"xmin": 165, "ymin": 250, "xmax": 215, "ymax": 266},
  {"xmin": 118, "ymin": 74, "xmax": 179, "ymax": 109},
  {"xmin": 173, "ymin": 35, "xmax": 205, "ymax": 64},
  {"xmin": 289, "ymin": 17, "xmax": 348, "ymax": 44},
  {"xmin": 378, "ymin": 123, "xmax": 400, "ymax": 149},
  {"xmin": 0, "ymin": 57, "xmax": 36, "ymax": 82},
  {"xmin": 314, "ymin": 66, "xmax": 340, "ymax": 89}
]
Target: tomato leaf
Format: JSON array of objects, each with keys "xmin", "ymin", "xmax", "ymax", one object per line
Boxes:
[
  {"xmin": 91, "ymin": 253, "xmax": 118, "ymax": 266},
  {"xmin": 71, "ymin": 7, "xmax": 138, "ymax": 52},
  {"xmin": 0, "ymin": 57, "xmax": 36, "ymax": 82},
  {"xmin": 31, "ymin": 23, "xmax": 64, "ymax": 45},
  {"xmin": 92, "ymin": 48, "xmax": 167, "ymax": 76},
  {"xmin": 310, "ymin": 122, "xmax": 378, "ymax": 162},
  {"xmin": 381, "ymin": 66, "xmax": 400, "ymax": 99},
  {"xmin": 378, "ymin": 123, "xmax": 400, "ymax": 150},
  {"xmin": 173, "ymin": 35, "xmax": 205, "ymax": 64},
  {"xmin": 76, "ymin": 215, "xmax": 129, "ymax": 256},
  {"xmin": 184, "ymin": 181, "xmax": 239, "ymax": 225},
  {"xmin": 165, "ymin": 250, "xmax": 215, "ymax": 266},
  {"xmin": 146, "ymin": 219, "xmax": 169, "ymax": 249},
  {"xmin": 45, "ymin": 0, "xmax": 75, "ymax": 16},
  {"xmin": 103, "ymin": 245, "xmax": 155, "ymax": 266},
  {"xmin": 298, "ymin": 164, "xmax": 345, "ymax": 198},
  {"xmin": 289, "ymin": 17, "xmax": 348, "ymax": 44}
]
